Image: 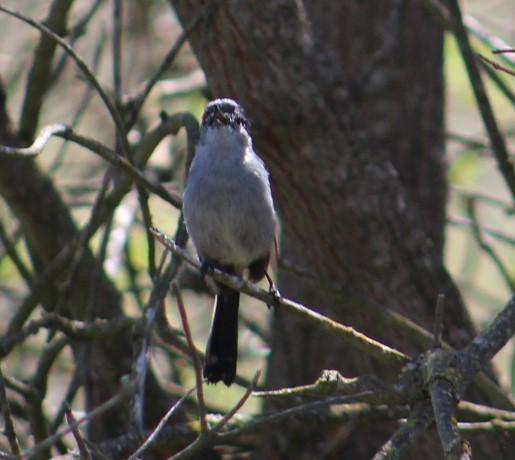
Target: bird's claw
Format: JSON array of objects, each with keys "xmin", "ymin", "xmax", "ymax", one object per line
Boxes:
[
  {"xmin": 266, "ymin": 285, "xmax": 281, "ymax": 310},
  {"xmin": 200, "ymin": 261, "xmax": 215, "ymax": 279}
]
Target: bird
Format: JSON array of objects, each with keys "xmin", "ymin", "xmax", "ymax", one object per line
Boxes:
[{"xmin": 182, "ymin": 98, "xmax": 277, "ymax": 386}]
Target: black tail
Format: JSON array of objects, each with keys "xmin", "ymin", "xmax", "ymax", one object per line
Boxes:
[{"xmin": 204, "ymin": 285, "xmax": 240, "ymax": 386}]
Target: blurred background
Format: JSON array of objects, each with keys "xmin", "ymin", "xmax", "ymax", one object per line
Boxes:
[{"xmin": 0, "ymin": 0, "xmax": 514, "ymax": 452}]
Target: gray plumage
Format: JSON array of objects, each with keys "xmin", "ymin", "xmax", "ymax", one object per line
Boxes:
[{"xmin": 182, "ymin": 98, "xmax": 276, "ymax": 385}]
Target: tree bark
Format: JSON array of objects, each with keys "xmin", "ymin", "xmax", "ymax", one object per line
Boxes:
[{"xmin": 171, "ymin": 0, "xmax": 513, "ymax": 458}]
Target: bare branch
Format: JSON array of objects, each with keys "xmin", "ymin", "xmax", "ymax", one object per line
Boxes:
[
  {"xmin": 373, "ymin": 402, "xmax": 434, "ymax": 460},
  {"xmin": 0, "ymin": 4, "xmax": 130, "ymax": 152},
  {"xmin": 66, "ymin": 406, "xmax": 92, "ymax": 460},
  {"xmin": 18, "ymin": 0, "xmax": 74, "ymax": 141},
  {"xmin": 465, "ymin": 197, "xmax": 515, "ymax": 291},
  {"xmin": 0, "ymin": 367, "xmax": 21, "ymax": 456},
  {"xmin": 458, "ymin": 295, "xmax": 515, "ymax": 392},
  {"xmin": 211, "ymin": 371, "xmax": 261, "ymax": 433},
  {"xmin": 127, "ymin": 387, "xmax": 195, "ymax": 460},
  {"xmin": 126, "ymin": 9, "xmax": 209, "ymax": 128},
  {"xmin": 446, "ymin": 0, "xmax": 515, "ymax": 202},
  {"xmin": 0, "ymin": 314, "xmax": 135, "ymax": 359},
  {"xmin": 432, "ymin": 294, "xmax": 445, "ymax": 348},
  {"xmin": 14, "ymin": 379, "xmax": 137, "ymax": 460},
  {"xmin": 0, "ymin": 122, "xmax": 184, "ymax": 208},
  {"xmin": 151, "ymin": 228, "xmax": 409, "ymax": 367},
  {"xmin": 172, "ymin": 282, "xmax": 208, "ymax": 433},
  {"xmin": 425, "ymin": 349, "xmax": 469, "ymax": 459}
]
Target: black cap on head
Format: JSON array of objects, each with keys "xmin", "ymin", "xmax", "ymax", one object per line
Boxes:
[{"xmin": 202, "ymin": 98, "xmax": 250, "ymax": 131}]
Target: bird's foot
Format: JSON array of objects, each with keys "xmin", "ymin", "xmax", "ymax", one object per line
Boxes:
[
  {"xmin": 266, "ymin": 284, "xmax": 281, "ymax": 310},
  {"xmin": 200, "ymin": 261, "xmax": 215, "ymax": 279},
  {"xmin": 264, "ymin": 269, "xmax": 281, "ymax": 310}
]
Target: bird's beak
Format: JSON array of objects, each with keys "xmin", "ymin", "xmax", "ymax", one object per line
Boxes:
[{"xmin": 214, "ymin": 107, "xmax": 226, "ymax": 123}]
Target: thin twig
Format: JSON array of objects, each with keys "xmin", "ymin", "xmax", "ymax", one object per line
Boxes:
[
  {"xmin": 0, "ymin": 123, "xmax": 182, "ymax": 208},
  {"xmin": 457, "ymin": 400, "xmax": 515, "ymax": 422},
  {"xmin": 50, "ymin": 369, "xmax": 82, "ymax": 434},
  {"xmin": 127, "ymin": 9, "xmax": 208, "ymax": 128},
  {"xmin": 127, "ymin": 387, "xmax": 195, "ymax": 460},
  {"xmin": 130, "ymin": 250, "xmax": 189, "ymax": 431},
  {"xmin": 457, "ymin": 420, "xmax": 515, "ymax": 432},
  {"xmin": 448, "ymin": 216, "xmax": 515, "ymax": 247},
  {"xmin": 13, "ymin": 380, "xmax": 137, "ymax": 460},
  {"xmin": 432, "ymin": 294, "xmax": 445, "ymax": 348},
  {"xmin": 211, "ymin": 371, "xmax": 261, "ymax": 433},
  {"xmin": 112, "ymin": 0, "xmax": 123, "ymax": 111},
  {"xmin": 0, "ymin": 219, "xmax": 33, "ymax": 286},
  {"xmin": 151, "ymin": 229, "xmax": 408, "ymax": 367},
  {"xmin": 0, "ymin": 4, "xmax": 130, "ymax": 153},
  {"xmin": 66, "ymin": 406, "xmax": 92, "ymax": 460},
  {"xmin": 51, "ymin": 0, "xmax": 105, "ymax": 81},
  {"xmin": 464, "ymin": 16, "xmax": 515, "ymax": 67},
  {"xmin": 478, "ymin": 54, "xmax": 515, "ymax": 78},
  {"xmin": 479, "ymin": 57, "xmax": 515, "ymax": 107},
  {"xmin": 0, "ymin": 367, "xmax": 21, "ymax": 455},
  {"xmin": 48, "ymin": 25, "xmax": 107, "ymax": 175},
  {"xmin": 172, "ymin": 282, "xmax": 208, "ymax": 434},
  {"xmin": 0, "ymin": 123, "xmax": 71, "ymax": 156},
  {"xmin": 0, "ymin": 314, "xmax": 135, "ymax": 359},
  {"xmin": 18, "ymin": 0, "xmax": 74, "ymax": 141},
  {"xmin": 465, "ymin": 197, "xmax": 515, "ymax": 291},
  {"xmin": 447, "ymin": 0, "xmax": 515, "ymax": 201},
  {"xmin": 450, "ymin": 185, "xmax": 513, "ymax": 211},
  {"xmin": 137, "ymin": 185, "xmax": 157, "ymax": 278}
]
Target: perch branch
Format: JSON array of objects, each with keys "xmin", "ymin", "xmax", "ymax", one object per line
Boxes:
[{"xmin": 151, "ymin": 229, "xmax": 408, "ymax": 367}]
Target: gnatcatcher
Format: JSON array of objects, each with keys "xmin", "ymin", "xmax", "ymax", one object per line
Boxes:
[{"xmin": 183, "ymin": 98, "xmax": 277, "ymax": 386}]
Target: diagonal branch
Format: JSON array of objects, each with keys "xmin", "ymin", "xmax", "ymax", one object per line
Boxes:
[
  {"xmin": 151, "ymin": 229, "xmax": 409, "ymax": 367},
  {"xmin": 446, "ymin": 0, "xmax": 515, "ymax": 201},
  {"xmin": 18, "ymin": 0, "xmax": 74, "ymax": 142},
  {"xmin": 0, "ymin": 4, "xmax": 130, "ymax": 153}
]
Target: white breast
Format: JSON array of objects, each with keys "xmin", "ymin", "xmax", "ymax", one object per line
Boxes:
[{"xmin": 183, "ymin": 126, "xmax": 276, "ymax": 273}]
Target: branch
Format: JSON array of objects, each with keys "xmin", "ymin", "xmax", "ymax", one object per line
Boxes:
[
  {"xmin": 168, "ymin": 372, "xmax": 262, "ymax": 460},
  {"xmin": 151, "ymin": 229, "xmax": 409, "ymax": 367},
  {"xmin": 98, "ymin": 400, "xmax": 407, "ymax": 458},
  {"xmin": 173, "ymin": 282, "xmax": 208, "ymax": 433},
  {"xmin": 458, "ymin": 295, "xmax": 515, "ymax": 392},
  {"xmin": 18, "ymin": 0, "xmax": 74, "ymax": 141},
  {"xmin": 127, "ymin": 387, "xmax": 195, "ymax": 460},
  {"xmin": 372, "ymin": 402, "xmax": 434, "ymax": 460},
  {"xmin": 126, "ymin": 8, "xmax": 209, "ymax": 127},
  {"xmin": 457, "ymin": 401, "xmax": 515, "ymax": 422},
  {"xmin": 0, "ymin": 4, "xmax": 130, "ymax": 153},
  {"xmin": 0, "ymin": 123, "xmax": 182, "ymax": 208},
  {"xmin": 465, "ymin": 197, "xmax": 515, "ymax": 291},
  {"xmin": 0, "ymin": 367, "xmax": 21, "ymax": 456},
  {"xmin": 448, "ymin": 216, "xmax": 515, "ymax": 247},
  {"xmin": 13, "ymin": 379, "xmax": 137, "ymax": 460},
  {"xmin": 66, "ymin": 407, "xmax": 92, "ymax": 460},
  {"xmin": 0, "ymin": 314, "xmax": 135, "ymax": 359},
  {"xmin": 426, "ymin": 349, "xmax": 471, "ymax": 459},
  {"xmin": 478, "ymin": 55, "xmax": 515, "ymax": 105},
  {"xmin": 446, "ymin": 0, "xmax": 515, "ymax": 202}
]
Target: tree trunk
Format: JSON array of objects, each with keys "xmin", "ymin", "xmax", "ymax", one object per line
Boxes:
[{"xmin": 171, "ymin": 0, "xmax": 513, "ymax": 458}]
